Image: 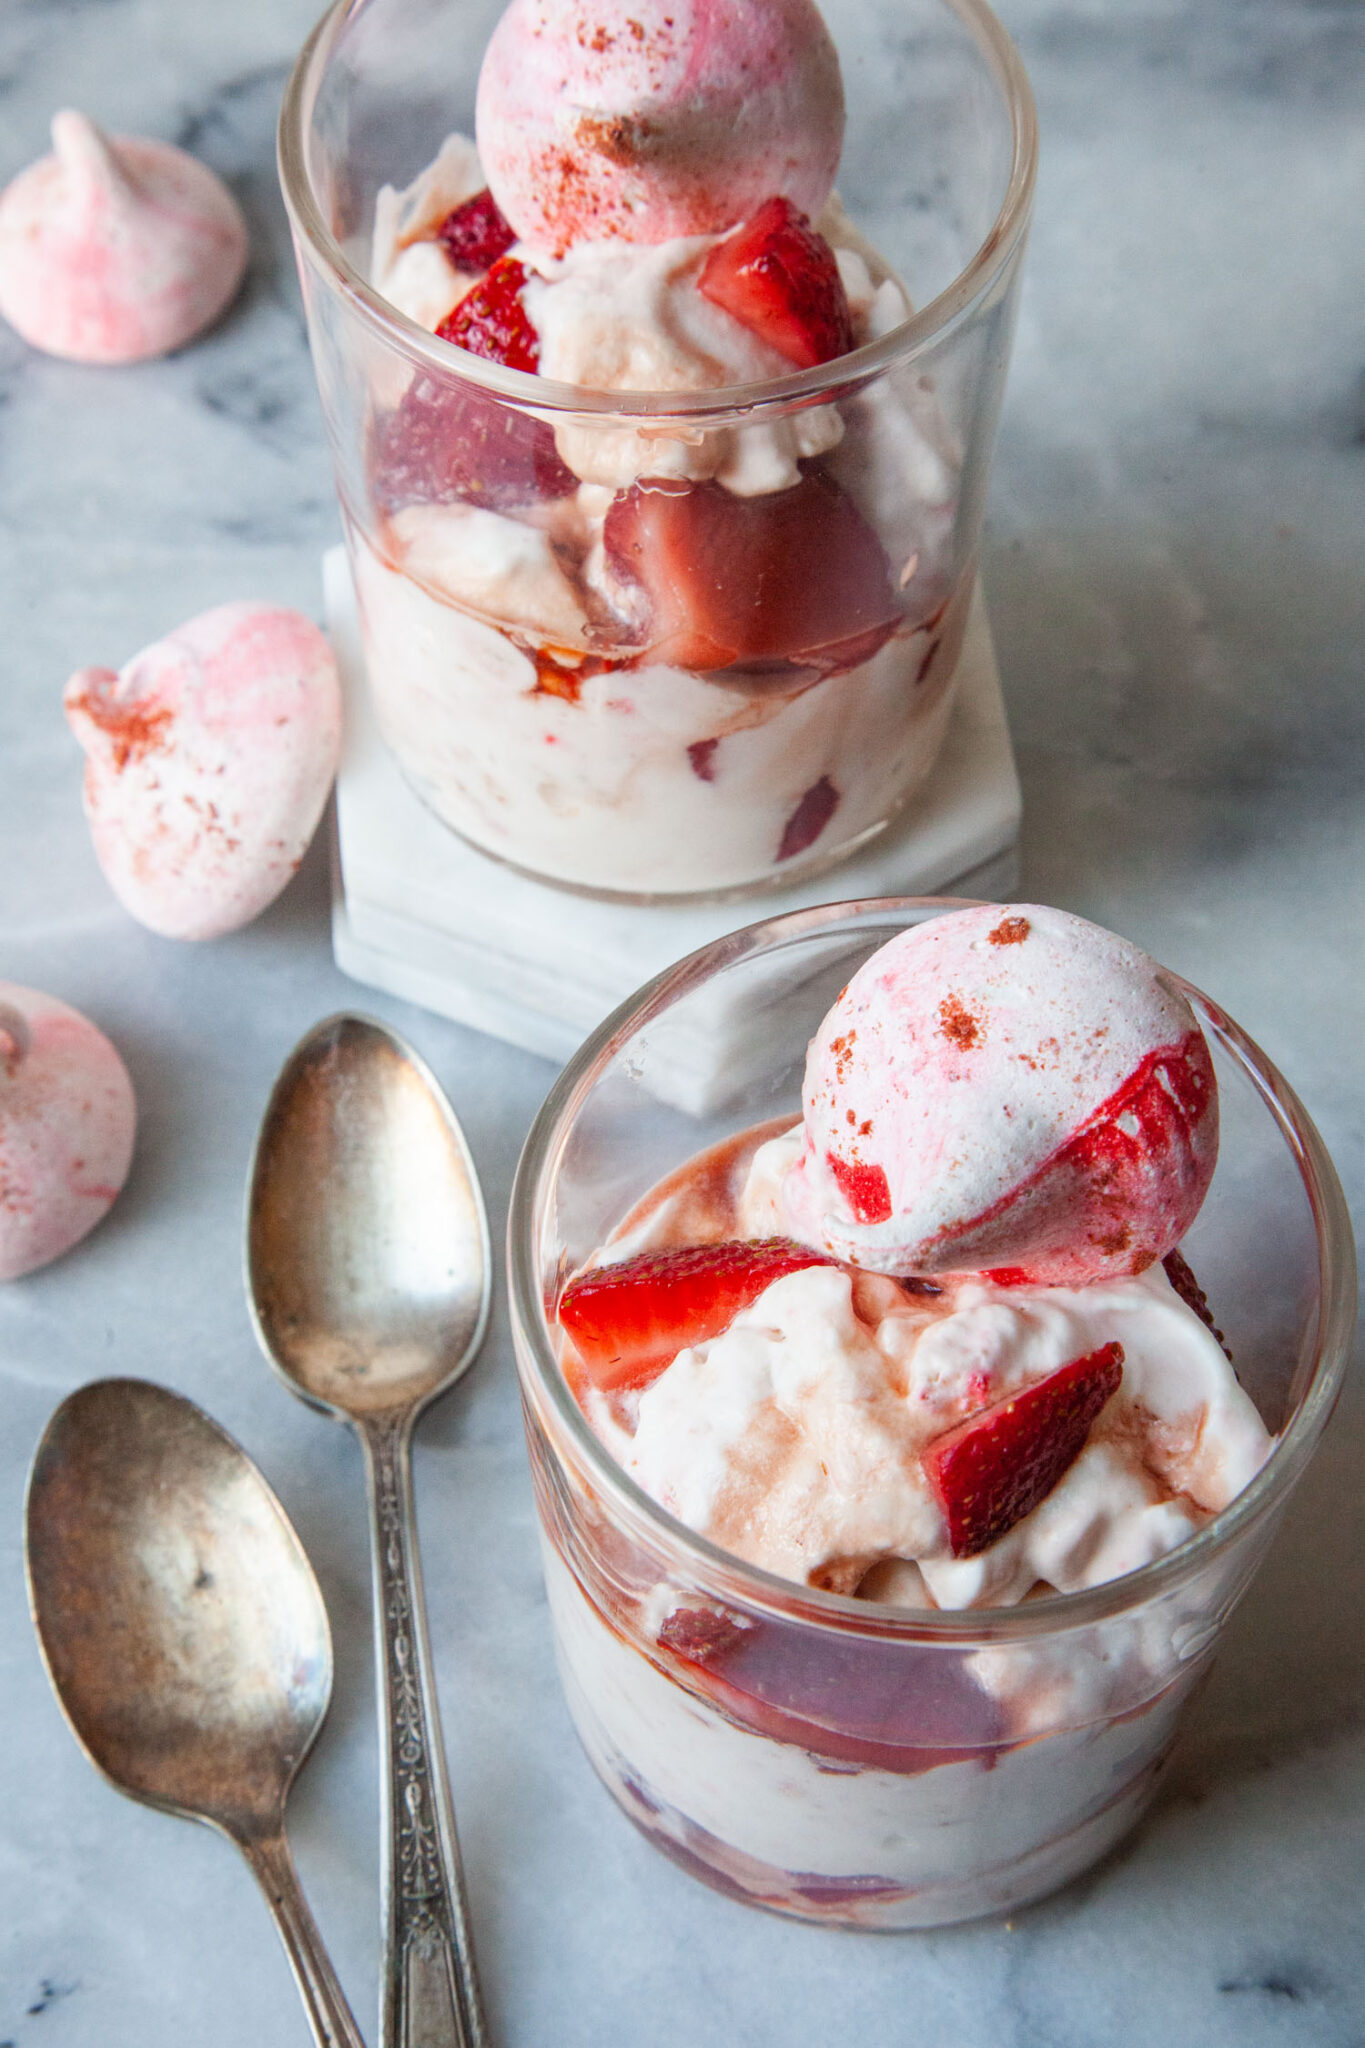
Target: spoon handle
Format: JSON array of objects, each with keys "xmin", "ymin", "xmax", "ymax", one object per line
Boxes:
[
  {"xmin": 362, "ymin": 1414, "xmax": 487, "ymax": 2048},
  {"xmin": 241, "ymin": 1828, "xmax": 367, "ymax": 2048}
]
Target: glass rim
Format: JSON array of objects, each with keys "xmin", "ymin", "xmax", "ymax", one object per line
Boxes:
[
  {"xmin": 277, "ymin": 0, "xmax": 1039, "ymax": 421},
  {"xmin": 507, "ymin": 895, "xmax": 1358, "ymax": 1644}
]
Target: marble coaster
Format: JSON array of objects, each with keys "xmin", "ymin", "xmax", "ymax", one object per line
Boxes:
[{"xmin": 325, "ymin": 546, "xmax": 1021, "ymax": 1074}]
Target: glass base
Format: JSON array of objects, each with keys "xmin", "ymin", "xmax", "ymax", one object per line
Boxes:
[
  {"xmin": 543, "ymin": 1543, "xmax": 1190, "ymax": 1931},
  {"xmin": 600, "ymin": 1733, "xmax": 1171, "ymax": 1930}
]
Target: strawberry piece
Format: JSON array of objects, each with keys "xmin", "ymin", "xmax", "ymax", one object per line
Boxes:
[
  {"xmin": 699, "ymin": 196, "xmax": 854, "ymax": 369},
  {"xmin": 657, "ymin": 1605, "xmax": 754, "ymax": 1663},
  {"xmin": 435, "ymin": 188, "xmax": 517, "ymax": 272},
  {"xmin": 777, "ymin": 775, "xmax": 839, "ymax": 861},
  {"xmin": 603, "ymin": 468, "xmax": 899, "ymax": 679},
  {"xmin": 657, "ymin": 1605, "xmax": 1004, "ymax": 1772},
  {"xmin": 558, "ymin": 1238, "xmax": 832, "ymax": 1392},
  {"xmin": 1162, "ymin": 1248, "xmax": 1230, "ymax": 1357},
  {"xmin": 923, "ymin": 1343, "xmax": 1124, "ymax": 1558},
  {"xmin": 687, "ymin": 737, "xmax": 719, "ymax": 782},
  {"xmin": 371, "ymin": 371, "xmax": 576, "ymax": 514},
  {"xmin": 437, "ymin": 256, "xmax": 540, "ymax": 371}
]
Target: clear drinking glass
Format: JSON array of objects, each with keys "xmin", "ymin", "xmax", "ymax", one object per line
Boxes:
[
  {"xmin": 279, "ymin": 0, "xmax": 1037, "ymax": 900},
  {"xmin": 507, "ymin": 898, "xmax": 1355, "ymax": 1928}
]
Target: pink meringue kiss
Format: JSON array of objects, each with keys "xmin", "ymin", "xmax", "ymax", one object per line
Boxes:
[
  {"xmin": 64, "ymin": 603, "xmax": 342, "ymax": 941},
  {"xmin": 476, "ymin": 0, "xmax": 845, "ymax": 251},
  {"xmin": 0, "ymin": 109, "xmax": 248, "ymax": 363},
  {"xmin": 0, "ymin": 984, "xmax": 135, "ymax": 1281},
  {"xmin": 784, "ymin": 904, "xmax": 1219, "ymax": 1289}
]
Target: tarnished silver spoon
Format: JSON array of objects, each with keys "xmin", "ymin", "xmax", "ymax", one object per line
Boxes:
[
  {"xmin": 246, "ymin": 1014, "xmax": 491, "ymax": 2048},
  {"xmin": 24, "ymin": 1376, "xmax": 364, "ymax": 2048}
]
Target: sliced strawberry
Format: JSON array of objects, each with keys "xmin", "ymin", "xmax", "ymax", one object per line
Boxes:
[
  {"xmin": 603, "ymin": 468, "xmax": 899, "ymax": 680},
  {"xmin": 370, "ymin": 372, "xmax": 576, "ymax": 514},
  {"xmin": 1162, "ymin": 1248, "xmax": 1230, "ymax": 1357},
  {"xmin": 656, "ymin": 1604, "xmax": 1005, "ymax": 1772},
  {"xmin": 687, "ymin": 737, "xmax": 719, "ymax": 782},
  {"xmin": 923, "ymin": 1343, "xmax": 1124, "ymax": 1558},
  {"xmin": 435, "ymin": 188, "xmax": 517, "ymax": 272},
  {"xmin": 777, "ymin": 775, "xmax": 839, "ymax": 861},
  {"xmin": 657, "ymin": 1604, "xmax": 754, "ymax": 1663},
  {"xmin": 558, "ymin": 1238, "xmax": 832, "ymax": 1392},
  {"xmin": 437, "ymin": 256, "xmax": 540, "ymax": 371},
  {"xmin": 699, "ymin": 196, "xmax": 854, "ymax": 369}
]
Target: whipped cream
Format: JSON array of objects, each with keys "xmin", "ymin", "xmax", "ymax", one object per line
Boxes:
[
  {"xmin": 574, "ymin": 1119, "xmax": 1272, "ymax": 1607},
  {"xmin": 371, "ymin": 133, "xmax": 486, "ymax": 332},
  {"xmin": 372, "ymin": 140, "xmax": 918, "ymax": 497},
  {"xmin": 602, "ymin": 1257, "xmax": 1269, "ymax": 1607}
]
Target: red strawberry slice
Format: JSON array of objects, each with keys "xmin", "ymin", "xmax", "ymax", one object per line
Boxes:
[
  {"xmin": 687, "ymin": 737, "xmax": 719, "ymax": 782},
  {"xmin": 603, "ymin": 469, "xmax": 900, "ymax": 679},
  {"xmin": 1162, "ymin": 1248, "xmax": 1230, "ymax": 1357},
  {"xmin": 370, "ymin": 373, "xmax": 576, "ymax": 514},
  {"xmin": 435, "ymin": 188, "xmax": 517, "ymax": 273},
  {"xmin": 655, "ymin": 1602, "xmax": 1004, "ymax": 1771},
  {"xmin": 558, "ymin": 1238, "xmax": 832, "ymax": 1393},
  {"xmin": 699, "ymin": 196, "xmax": 855, "ymax": 369},
  {"xmin": 438, "ymin": 256, "xmax": 540, "ymax": 371},
  {"xmin": 777, "ymin": 775, "xmax": 839, "ymax": 861},
  {"xmin": 923, "ymin": 1343, "xmax": 1124, "ymax": 1558}
]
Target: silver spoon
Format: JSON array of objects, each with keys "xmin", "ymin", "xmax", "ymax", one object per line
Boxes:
[
  {"xmin": 246, "ymin": 1014, "xmax": 491, "ymax": 2048},
  {"xmin": 24, "ymin": 1376, "xmax": 364, "ymax": 2048}
]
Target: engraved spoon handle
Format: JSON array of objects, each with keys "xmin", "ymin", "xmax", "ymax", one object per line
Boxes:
[
  {"xmin": 362, "ymin": 1414, "xmax": 486, "ymax": 2048},
  {"xmin": 240, "ymin": 1826, "xmax": 367, "ymax": 2048}
]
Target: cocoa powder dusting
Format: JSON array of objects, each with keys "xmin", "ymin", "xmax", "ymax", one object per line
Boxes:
[{"xmin": 938, "ymin": 994, "xmax": 983, "ymax": 1049}]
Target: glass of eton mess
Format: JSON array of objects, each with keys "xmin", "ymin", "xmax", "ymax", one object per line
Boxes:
[
  {"xmin": 278, "ymin": 0, "xmax": 1036, "ymax": 898},
  {"xmin": 507, "ymin": 899, "xmax": 1354, "ymax": 1926}
]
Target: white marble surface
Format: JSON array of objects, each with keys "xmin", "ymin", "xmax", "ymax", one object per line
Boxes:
[{"xmin": 0, "ymin": 2, "xmax": 1362, "ymax": 2043}]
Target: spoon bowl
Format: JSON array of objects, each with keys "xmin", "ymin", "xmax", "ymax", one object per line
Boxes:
[
  {"xmin": 25, "ymin": 1377, "xmax": 363, "ymax": 2048},
  {"xmin": 27, "ymin": 1376, "xmax": 329, "ymax": 1828},
  {"xmin": 248, "ymin": 1013, "xmax": 489, "ymax": 1417}
]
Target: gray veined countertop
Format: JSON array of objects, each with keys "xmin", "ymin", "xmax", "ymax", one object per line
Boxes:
[{"xmin": 0, "ymin": 2, "xmax": 1362, "ymax": 2042}]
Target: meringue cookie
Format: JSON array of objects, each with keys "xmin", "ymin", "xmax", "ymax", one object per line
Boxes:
[
  {"xmin": 476, "ymin": 0, "xmax": 845, "ymax": 250},
  {"xmin": 785, "ymin": 905, "xmax": 1218, "ymax": 1287},
  {"xmin": 65, "ymin": 603, "xmax": 342, "ymax": 940},
  {"xmin": 0, "ymin": 983, "xmax": 136, "ymax": 1281},
  {"xmin": 0, "ymin": 110, "xmax": 248, "ymax": 363}
]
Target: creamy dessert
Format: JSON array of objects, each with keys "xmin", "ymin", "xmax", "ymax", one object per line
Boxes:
[
  {"xmin": 540, "ymin": 906, "xmax": 1276, "ymax": 1921},
  {"xmin": 353, "ymin": 0, "xmax": 973, "ymax": 894}
]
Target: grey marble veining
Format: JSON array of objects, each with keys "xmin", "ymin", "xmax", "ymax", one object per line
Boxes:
[{"xmin": 0, "ymin": 1, "xmax": 1362, "ymax": 2043}]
